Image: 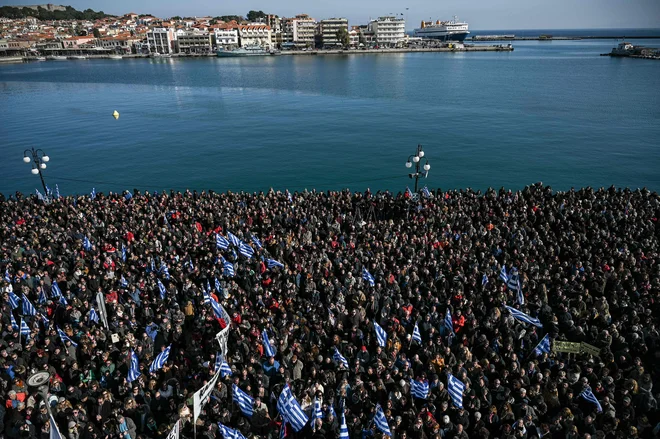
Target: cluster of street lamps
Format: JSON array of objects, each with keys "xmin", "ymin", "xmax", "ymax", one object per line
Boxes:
[
  {"xmin": 405, "ymin": 144, "xmax": 431, "ymax": 192},
  {"xmin": 23, "ymin": 147, "xmax": 50, "ymax": 194}
]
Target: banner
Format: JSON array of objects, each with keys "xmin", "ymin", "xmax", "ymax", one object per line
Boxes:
[
  {"xmin": 166, "ymin": 420, "xmax": 180, "ymax": 439},
  {"xmin": 193, "ymin": 372, "xmax": 220, "ymax": 423},
  {"xmin": 580, "ymin": 342, "xmax": 601, "ymax": 357},
  {"xmin": 552, "ymin": 341, "xmax": 581, "ymax": 353},
  {"xmin": 96, "ymin": 292, "xmax": 110, "ymax": 330}
]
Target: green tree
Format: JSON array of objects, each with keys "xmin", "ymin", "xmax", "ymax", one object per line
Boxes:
[
  {"xmin": 171, "ymin": 15, "xmax": 182, "ymax": 20},
  {"xmin": 336, "ymin": 28, "xmax": 350, "ymax": 48},
  {"xmin": 93, "ymin": 28, "xmax": 101, "ymax": 38},
  {"xmin": 246, "ymin": 10, "xmax": 266, "ymax": 22}
]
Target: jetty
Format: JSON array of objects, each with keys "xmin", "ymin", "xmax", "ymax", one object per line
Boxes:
[
  {"xmin": 600, "ymin": 42, "xmax": 660, "ymax": 60},
  {"xmin": 472, "ymin": 34, "xmax": 660, "ymax": 41}
]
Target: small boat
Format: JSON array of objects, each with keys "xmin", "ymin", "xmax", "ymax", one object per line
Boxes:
[
  {"xmin": 149, "ymin": 52, "xmax": 161, "ymax": 58},
  {"xmin": 269, "ymin": 50, "xmax": 282, "ymax": 56},
  {"xmin": 35, "ymin": 56, "xmax": 46, "ymax": 61},
  {"xmin": 46, "ymin": 55, "xmax": 67, "ymax": 61},
  {"xmin": 69, "ymin": 55, "xmax": 88, "ymax": 60},
  {"xmin": 108, "ymin": 55, "xmax": 123, "ymax": 60}
]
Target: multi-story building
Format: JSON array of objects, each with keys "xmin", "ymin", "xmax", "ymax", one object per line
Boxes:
[
  {"xmin": 264, "ymin": 15, "xmax": 282, "ymax": 47},
  {"xmin": 318, "ymin": 18, "xmax": 348, "ymax": 48},
  {"xmin": 238, "ymin": 24, "xmax": 272, "ymax": 48},
  {"xmin": 97, "ymin": 36, "xmax": 142, "ymax": 54},
  {"xmin": 146, "ymin": 27, "xmax": 176, "ymax": 54},
  {"xmin": 282, "ymin": 14, "xmax": 316, "ymax": 47},
  {"xmin": 213, "ymin": 24, "xmax": 239, "ymax": 48},
  {"xmin": 368, "ymin": 16, "xmax": 406, "ymax": 46},
  {"xmin": 175, "ymin": 30, "xmax": 212, "ymax": 53}
]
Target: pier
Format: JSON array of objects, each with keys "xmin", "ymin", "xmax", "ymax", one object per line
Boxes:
[{"xmin": 472, "ymin": 34, "xmax": 660, "ymax": 41}]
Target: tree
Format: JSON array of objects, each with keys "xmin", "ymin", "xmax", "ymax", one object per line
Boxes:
[
  {"xmin": 246, "ymin": 10, "xmax": 266, "ymax": 22},
  {"xmin": 336, "ymin": 28, "xmax": 350, "ymax": 48},
  {"xmin": 93, "ymin": 28, "xmax": 101, "ymax": 38},
  {"xmin": 171, "ymin": 16, "xmax": 182, "ymax": 20}
]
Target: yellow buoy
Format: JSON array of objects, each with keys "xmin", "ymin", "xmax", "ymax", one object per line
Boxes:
[{"xmin": 113, "ymin": 110, "xmax": 119, "ymax": 119}]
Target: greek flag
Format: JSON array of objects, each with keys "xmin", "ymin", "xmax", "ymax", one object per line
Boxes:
[
  {"xmin": 55, "ymin": 184, "xmax": 61, "ymax": 199},
  {"xmin": 203, "ymin": 289, "xmax": 212, "ymax": 305},
  {"xmin": 20, "ymin": 318, "xmax": 30, "ymax": 338},
  {"xmin": 8, "ymin": 291, "xmax": 20, "ymax": 309},
  {"xmin": 124, "ymin": 191, "xmax": 132, "ymax": 201},
  {"xmin": 238, "ymin": 241, "xmax": 254, "ymax": 258},
  {"xmin": 21, "ymin": 294, "xmax": 35, "ymax": 316},
  {"xmin": 233, "ymin": 384, "xmax": 254, "ymax": 417},
  {"xmin": 160, "ymin": 263, "xmax": 170, "ymax": 280},
  {"xmin": 505, "ymin": 305, "xmax": 543, "ymax": 328},
  {"xmin": 277, "ymin": 384, "xmax": 308, "ymax": 432},
  {"xmin": 311, "ymin": 397, "xmax": 323, "ymax": 429},
  {"xmin": 120, "ymin": 276, "xmax": 128, "ymax": 288},
  {"xmin": 149, "ymin": 345, "xmax": 171, "ymax": 373},
  {"xmin": 412, "ymin": 322, "xmax": 422, "ymax": 344},
  {"xmin": 57, "ymin": 326, "xmax": 78, "ymax": 347},
  {"xmin": 157, "ymin": 279, "xmax": 167, "ymax": 300},
  {"xmin": 214, "ymin": 277, "xmax": 222, "ymax": 292},
  {"xmin": 251, "ymin": 235, "xmax": 262, "ymax": 249},
  {"xmin": 444, "ymin": 308, "xmax": 454, "ymax": 334},
  {"xmin": 145, "ymin": 323, "xmax": 159, "ymax": 340},
  {"xmin": 373, "ymin": 404, "xmax": 391, "ymax": 436},
  {"xmin": 216, "ymin": 353, "xmax": 232, "ymax": 377},
  {"xmin": 422, "ymin": 186, "xmax": 431, "ymax": 198},
  {"xmin": 188, "ymin": 259, "xmax": 194, "ymax": 271},
  {"xmin": 362, "ymin": 267, "xmax": 375, "ymax": 286},
  {"xmin": 374, "ymin": 322, "xmax": 387, "ymax": 347},
  {"xmin": 516, "ymin": 279, "xmax": 524, "ymax": 305},
  {"xmin": 50, "ymin": 282, "xmax": 61, "ymax": 298},
  {"xmin": 35, "ymin": 188, "xmax": 44, "ymax": 201},
  {"xmin": 91, "ymin": 187, "xmax": 96, "ymax": 200},
  {"xmin": 533, "ymin": 334, "xmax": 551, "ymax": 357},
  {"xmin": 506, "ymin": 268, "xmax": 519, "ymax": 290},
  {"xmin": 38, "ymin": 289, "xmax": 47, "ymax": 304},
  {"xmin": 59, "ymin": 295, "xmax": 68, "ymax": 306},
  {"xmin": 41, "ymin": 314, "xmax": 49, "ymax": 329},
  {"xmin": 49, "ymin": 413, "xmax": 64, "ymax": 439},
  {"xmin": 223, "ymin": 259, "xmax": 235, "ymax": 277},
  {"xmin": 262, "ymin": 330, "xmax": 276, "ymax": 357},
  {"xmin": 10, "ymin": 313, "xmax": 18, "ymax": 330},
  {"xmin": 579, "ymin": 387, "xmax": 603, "ymax": 412},
  {"xmin": 447, "ymin": 373, "xmax": 466, "ymax": 409},
  {"xmin": 333, "ymin": 347, "xmax": 349, "ymax": 368},
  {"xmin": 482, "ymin": 273, "xmax": 488, "ymax": 286},
  {"xmin": 410, "ymin": 379, "xmax": 429, "ymax": 399},
  {"xmin": 121, "ymin": 246, "xmax": 127, "ymax": 262},
  {"xmin": 218, "ymin": 423, "xmax": 247, "ymax": 439},
  {"xmin": 227, "ymin": 231, "xmax": 241, "ymax": 248},
  {"xmin": 286, "ymin": 191, "xmax": 293, "ymax": 203},
  {"xmin": 83, "ymin": 236, "xmax": 92, "ymax": 251},
  {"xmin": 216, "ymin": 234, "xmax": 230, "ymax": 250},
  {"xmin": 267, "ymin": 259, "xmax": 284, "ymax": 269},
  {"xmin": 89, "ymin": 308, "xmax": 99, "ymax": 324},
  {"xmin": 209, "ymin": 297, "xmax": 224, "ymax": 320},
  {"xmin": 127, "ymin": 349, "xmax": 141, "ymax": 383},
  {"xmin": 340, "ymin": 405, "xmax": 349, "ymax": 439},
  {"xmin": 499, "ymin": 265, "xmax": 508, "ymax": 282},
  {"xmin": 3, "ymin": 270, "xmax": 10, "ymax": 283}
]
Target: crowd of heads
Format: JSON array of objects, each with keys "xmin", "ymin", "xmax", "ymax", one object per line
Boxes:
[{"xmin": 1, "ymin": 183, "xmax": 659, "ymax": 439}]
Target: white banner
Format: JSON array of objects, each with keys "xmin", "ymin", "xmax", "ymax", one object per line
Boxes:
[
  {"xmin": 193, "ymin": 372, "xmax": 220, "ymax": 423},
  {"xmin": 166, "ymin": 420, "xmax": 180, "ymax": 439},
  {"xmin": 96, "ymin": 292, "xmax": 110, "ymax": 330}
]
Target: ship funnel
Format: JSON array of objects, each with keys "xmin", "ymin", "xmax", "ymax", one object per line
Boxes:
[{"xmin": 420, "ymin": 20, "xmax": 425, "ymax": 28}]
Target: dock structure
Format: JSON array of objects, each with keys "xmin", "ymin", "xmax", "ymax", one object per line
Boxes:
[{"xmin": 472, "ymin": 34, "xmax": 660, "ymax": 41}]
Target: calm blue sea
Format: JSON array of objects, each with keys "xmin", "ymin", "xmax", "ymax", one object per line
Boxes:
[{"xmin": 1, "ymin": 35, "xmax": 659, "ymax": 196}]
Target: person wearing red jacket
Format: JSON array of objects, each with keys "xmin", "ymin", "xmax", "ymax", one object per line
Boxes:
[{"xmin": 452, "ymin": 310, "xmax": 466, "ymax": 333}]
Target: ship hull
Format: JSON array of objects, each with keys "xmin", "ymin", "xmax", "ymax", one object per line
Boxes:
[{"xmin": 413, "ymin": 31, "xmax": 470, "ymax": 42}]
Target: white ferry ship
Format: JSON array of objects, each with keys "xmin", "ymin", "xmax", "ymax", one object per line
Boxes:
[{"xmin": 414, "ymin": 16, "xmax": 470, "ymax": 42}]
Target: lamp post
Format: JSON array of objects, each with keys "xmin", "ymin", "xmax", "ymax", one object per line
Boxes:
[
  {"xmin": 405, "ymin": 144, "xmax": 431, "ymax": 193},
  {"xmin": 23, "ymin": 147, "xmax": 49, "ymax": 194}
]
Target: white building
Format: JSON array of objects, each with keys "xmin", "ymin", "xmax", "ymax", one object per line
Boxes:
[
  {"xmin": 214, "ymin": 26, "xmax": 239, "ymax": 48},
  {"xmin": 239, "ymin": 24, "xmax": 272, "ymax": 48},
  {"xmin": 368, "ymin": 16, "xmax": 406, "ymax": 46},
  {"xmin": 283, "ymin": 14, "xmax": 316, "ymax": 47},
  {"xmin": 146, "ymin": 27, "xmax": 176, "ymax": 54}
]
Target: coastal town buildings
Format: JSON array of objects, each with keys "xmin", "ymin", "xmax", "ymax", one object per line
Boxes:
[
  {"xmin": 368, "ymin": 16, "xmax": 406, "ymax": 46},
  {"xmin": 282, "ymin": 14, "xmax": 316, "ymax": 47},
  {"xmin": 318, "ymin": 18, "xmax": 348, "ymax": 47},
  {"xmin": 175, "ymin": 30, "xmax": 212, "ymax": 54},
  {"xmin": 146, "ymin": 27, "xmax": 175, "ymax": 54}
]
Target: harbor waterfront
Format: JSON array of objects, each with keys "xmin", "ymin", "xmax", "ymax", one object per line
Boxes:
[{"xmin": 1, "ymin": 38, "xmax": 660, "ymax": 196}]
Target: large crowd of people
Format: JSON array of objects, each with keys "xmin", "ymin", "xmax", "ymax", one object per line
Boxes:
[{"xmin": 1, "ymin": 184, "xmax": 659, "ymax": 439}]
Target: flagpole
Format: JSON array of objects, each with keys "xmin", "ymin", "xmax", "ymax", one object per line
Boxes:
[{"xmin": 19, "ymin": 317, "xmax": 22, "ymax": 344}]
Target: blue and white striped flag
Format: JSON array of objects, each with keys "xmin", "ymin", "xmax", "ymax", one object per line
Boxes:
[
  {"xmin": 333, "ymin": 347, "xmax": 348, "ymax": 369},
  {"xmin": 49, "ymin": 413, "xmax": 64, "ymax": 439},
  {"xmin": 89, "ymin": 308, "xmax": 99, "ymax": 324},
  {"xmin": 10, "ymin": 313, "xmax": 18, "ymax": 330},
  {"xmin": 40, "ymin": 314, "xmax": 49, "ymax": 329},
  {"xmin": 579, "ymin": 387, "xmax": 603, "ymax": 412},
  {"xmin": 8, "ymin": 291, "xmax": 20, "ymax": 309},
  {"xmin": 149, "ymin": 345, "xmax": 171, "ymax": 373},
  {"xmin": 188, "ymin": 259, "xmax": 194, "ymax": 271},
  {"xmin": 227, "ymin": 231, "xmax": 240, "ymax": 248},
  {"xmin": 157, "ymin": 279, "xmax": 167, "ymax": 300},
  {"xmin": 499, "ymin": 265, "xmax": 508, "ymax": 282},
  {"xmin": 216, "ymin": 234, "xmax": 230, "ymax": 250},
  {"xmin": 55, "ymin": 184, "xmax": 61, "ymax": 199},
  {"xmin": 373, "ymin": 404, "xmax": 391, "ymax": 436},
  {"xmin": 22, "ymin": 294, "xmax": 36, "ymax": 316},
  {"xmin": 277, "ymin": 384, "xmax": 308, "ymax": 432},
  {"xmin": 223, "ymin": 259, "xmax": 235, "ymax": 277},
  {"xmin": 38, "ymin": 289, "xmax": 47, "ymax": 304},
  {"xmin": 238, "ymin": 241, "xmax": 254, "ymax": 258},
  {"xmin": 209, "ymin": 296, "xmax": 225, "ymax": 320},
  {"xmin": 410, "ymin": 379, "xmax": 430, "ymax": 399},
  {"xmin": 533, "ymin": 334, "xmax": 551, "ymax": 357},
  {"xmin": 218, "ymin": 423, "xmax": 247, "ymax": 439},
  {"xmin": 444, "ymin": 308, "xmax": 454, "ymax": 334},
  {"xmin": 447, "ymin": 373, "xmax": 466, "ymax": 409},
  {"xmin": 215, "ymin": 277, "xmax": 222, "ymax": 292},
  {"xmin": 251, "ymin": 235, "xmax": 262, "ymax": 249},
  {"xmin": 122, "ymin": 245, "xmax": 127, "ymax": 262},
  {"xmin": 50, "ymin": 282, "xmax": 61, "ymax": 298},
  {"xmin": 374, "ymin": 322, "xmax": 387, "ymax": 347},
  {"xmin": 340, "ymin": 405, "xmax": 349, "ymax": 439},
  {"xmin": 482, "ymin": 273, "xmax": 488, "ymax": 286},
  {"xmin": 262, "ymin": 330, "xmax": 276, "ymax": 357},
  {"xmin": 120, "ymin": 275, "xmax": 128, "ymax": 288},
  {"xmin": 83, "ymin": 236, "xmax": 92, "ymax": 251},
  {"xmin": 412, "ymin": 322, "xmax": 422, "ymax": 344},
  {"xmin": 203, "ymin": 289, "xmax": 212, "ymax": 305},
  {"xmin": 311, "ymin": 397, "xmax": 323, "ymax": 430},
  {"xmin": 127, "ymin": 349, "xmax": 141, "ymax": 383},
  {"xmin": 362, "ymin": 267, "xmax": 375, "ymax": 287},
  {"xmin": 3, "ymin": 270, "xmax": 10, "ymax": 283},
  {"xmin": 233, "ymin": 384, "xmax": 254, "ymax": 417},
  {"xmin": 505, "ymin": 305, "xmax": 543, "ymax": 328},
  {"xmin": 160, "ymin": 263, "xmax": 170, "ymax": 280},
  {"xmin": 516, "ymin": 279, "xmax": 524, "ymax": 305},
  {"xmin": 216, "ymin": 353, "xmax": 232, "ymax": 377},
  {"xmin": 35, "ymin": 188, "xmax": 44, "ymax": 201},
  {"xmin": 267, "ymin": 259, "xmax": 284, "ymax": 269},
  {"xmin": 286, "ymin": 191, "xmax": 293, "ymax": 203},
  {"xmin": 59, "ymin": 295, "xmax": 68, "ymax": 307},
  {"xmin": 506, "ymin": 268, "xmax": 519, "ymax": 290},
  {"xmin": 57, "ymin": 326, "xmax": 78, "ymax": 347},
  {"xmin": 90, "ymin": 188, "xmax": 96, "ymax": 200},
  {"xmin": 422, "ymin": 186, "xmax": 431, "ymax": 198}
]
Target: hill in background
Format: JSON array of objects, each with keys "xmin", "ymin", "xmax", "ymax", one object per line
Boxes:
[{"xmin": 0, "ymin": 4, "xmax": 111, "ymax": 20}]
